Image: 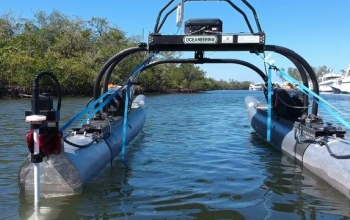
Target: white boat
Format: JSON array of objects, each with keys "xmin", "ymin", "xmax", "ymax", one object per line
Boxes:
[
  {"xmin": 331, "ymin": 65, "xmax": 350, "ymax": 94},
  {"xmin": 249, "ymin": 82, "xmax": 263, "ymax": 90},
  {"xmin": 318, "ymin": 69, "xmax": 342, "ymax": 92},
  {"xmin": 308, "ymin": 81, "xmax": 313, "ymax": 90}
]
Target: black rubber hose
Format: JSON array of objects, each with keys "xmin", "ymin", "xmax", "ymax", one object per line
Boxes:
[
  {"xmin": 142, "ymin": 58, "xmax": 267, "ymax": 82},
  {"xmin": 63, "ymin": 136, "xmax": 95, "ymax": 148},
  {"xmin": 265, "ymin": 45, "xmax": 319, "ymax": 115},
  {"xmin": 93, "ymin": 46, "xmax": 147, "ymax": 103},
  {"xmin": 32, "ymin": 71, "xmax": 61, "ymax": 114},
  {"xmin": 321, "ymin": 140, "xmax": 350, "ymax": 159}
]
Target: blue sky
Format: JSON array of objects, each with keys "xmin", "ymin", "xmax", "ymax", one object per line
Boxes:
[{"xmin": 1, "ymin": 0, "xmax": 349, "ymax": 83}]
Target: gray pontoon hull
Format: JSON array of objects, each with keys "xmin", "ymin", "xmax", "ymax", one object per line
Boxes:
[
  {"xmin": 18, "ymin": 95, "xmax": 147, "ymax": 197},
  {"xmin": 245, "ymin": 96, "xmax": 350, "ymax": 199}
]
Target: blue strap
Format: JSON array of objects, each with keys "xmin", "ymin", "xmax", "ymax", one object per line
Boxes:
[
  {"xmin": 276, "ymin": 69, "xmax": 350, "ymax": 129},
  {"xmin": 256, "ymin": 53, "xmax": 350, "ymax": 130},
  {"xmin": 276, "ymin": 70, "xmax": 345, "ymax": 115},
  {"xmin": 60, "ymin": 52, "xmax": 157, "ymax": 133},
  {"xmin": 121, "ymin": 82, "xmax": 131, "ymax": 167},
  {"xmin": 124, "ymin": 52, "xmax": 158, "ymax": 83},
  {"xmin": 316, "ymin": 101, "xmax": 350, "ymax": 129},
  {"xmin": 60, "ymin": 87, "xmax": 115, "ymax": 132},
  {"xmin": 267, "ymin": 68, "xmax": 272, "ymax": 141},
  {"xmin": 80, "ymin": 86, "xmax": 126, "ymax": 125}
]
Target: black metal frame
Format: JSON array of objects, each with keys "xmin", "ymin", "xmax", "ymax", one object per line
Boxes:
[
  {"xmin": 148, "ymin": 33, "xmax": 266, "ymax": 53},
  {"xmin": 92, "ymin": 0, "xmax": 320, "ymax": 116},
  {"xmin": 153, "ymin": 0, "xmax": 263, "ymax": 34},
  {"xmin": 143, "ymin": 58, "xmax": 267, "ymax": 82}
]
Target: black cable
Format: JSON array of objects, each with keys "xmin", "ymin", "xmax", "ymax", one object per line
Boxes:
[
  {"xmin": 319, "ymin": 140, "xmax": 350, "ymax": 159},
  {"xmin": 85, "ymin": 98, "xmax": 95, "ymax": 108},
  {"xmin": 64, "ymin": 112, "xmax": 112, "ymax": 148},
  {"xmin": 275, "ymin": 96, "xmax": 308, "ymax": 109},
  {"xmin": 32, "ymin": 71, "xmax": 61, "ymax": 113},
  {"xmin": 294, "ymin": 122, "xmax": 303, "ymax": 144},
  {"xmin": 63, "ymin": 135, "xmax": 95, "ymax": 148},
  {"xmin": 32, "ymin": 71, "xmax": 62, "ymax": 127},
  {"xmin": 294, "ymin": 128, "xmax": 350, "ymax": 159},
  {"xmin": 104, "ymin": 139, "xmax": 114, "ymax": 166}
]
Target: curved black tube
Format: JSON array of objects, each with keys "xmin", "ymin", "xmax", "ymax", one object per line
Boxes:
[
  {"xmin": 93, "ymin": 44, "xmax": 318, "ymax": 115},
  {"xmin": 224, "ymin": 0, "xmax": 254, "ymax": 33},
  {"xmin": 103, "ymin": 62, "xmax": 120, "ymax": 95},
  {"xmin": 154, "ymin": 0, "xmax": 175, "ymax": 33},
  {"xmin": 101, "ymin": 49, "xmax": 146, "ymax": 96},
  {"xmin": 93, "ymin": 46, "xmax": 147, "ymax": 101},
  {"xmin": 142, "ymin": 58, "xmax": 267, "ymax": 82},
  {"xmin": 155, "ymin": 4, "xmax": 183, "ymax": 33},
  {"xmin": 32, "ymin": 71, "xmax": 61, "ymax": 114},
  {"xmin": 286, "ymin": 56, "xmax": 309, "ymax": 116},
  {"xmin": 241, "ymin": 0, "xmax": 262, "ymax": 33},
  {"xmin": 101, "ymin": 61, "xmax": 122, "ymax": 113},
  {"xmin": 265, "ymin": 45, "xmax": 319, "ymax": 115},
  {"xmin": 63, "ymin": 136, "xmax": 94, "ymax": 148},
  {"xmin": 156, "ymin": 0, "xmax": 254, "ymax": 33}
]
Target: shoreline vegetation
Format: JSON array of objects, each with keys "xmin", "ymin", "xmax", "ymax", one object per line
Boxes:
[
  {"xmin": 0, "ymin": 11, "xmax": 337, "ymax": 99},
  {"xmin": 0, "ymin": 84, "xmax": 228, "ymax": 99},
  {"xmin": 0, "ymin": 10, "xmax": 252, "ymax": 99}
]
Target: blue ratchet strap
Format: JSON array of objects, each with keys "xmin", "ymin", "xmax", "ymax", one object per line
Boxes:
[
  {"xmin": 124, "ymin": 52, "xmax": 158, "ymax": 83},
  {"xmin": 276, "ymin": 69, "xmax": 350, "ymax": 129},
  {"xmin": 276, "ymin": 69, "xmax": 347, "ymax": 115},
  {"xmin": 80, "ymin": 52, "xmax": 158, "ymax": 126},
  {"xmin": 256, "ymin": 52, "xmax": 273, "ymax": 141},
  {"xmin": 316, "ymin": 101, "xmax": 350, "ymax": 129},
  {"xmin": 121, "ymin": 81, "xmax": 132, "ymax": 167},
  {"xmin": 60, "ymin": 87, "xmax": 116, "ymax": 132},
  {"xmin": 257, "ymin": 53, "xmax": 350, "ymax": 130},
  {"xmin": 267, "ymin": 68, "xmax": 272, "ymax": 141},
  {"xmin": 80, "ymin": 85, "xmax": 126, "ymax": 125}
]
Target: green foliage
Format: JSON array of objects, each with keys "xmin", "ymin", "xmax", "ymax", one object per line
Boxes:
[
  {"xmin": 0, "ymin": 11, "xmax": 252, "ymax": 94},
  {"xmin": 286, "ymin": 65, "xmax": 335, "ymax": 83}
]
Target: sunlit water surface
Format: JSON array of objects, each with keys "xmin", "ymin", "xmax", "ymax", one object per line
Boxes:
[{"xmin": 1, "ymin": 90, "xmax": 350, "ymax": 219}]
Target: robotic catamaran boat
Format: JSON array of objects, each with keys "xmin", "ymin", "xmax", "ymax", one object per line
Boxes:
[{"xmin": 18, "ymin": 0, "xmax": 350, "ymax": 201}]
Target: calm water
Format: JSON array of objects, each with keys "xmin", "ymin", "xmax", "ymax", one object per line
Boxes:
[{"xmin": 1, "ymin": 90, "xmax": 350, "ymax": 219}]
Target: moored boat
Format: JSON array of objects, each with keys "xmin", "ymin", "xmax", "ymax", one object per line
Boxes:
[
  {"xmin": 331, "ymin": 65, "xmax": 350, "ymax": 94},
  {"xmin": 249, "ymin": 82, "xmax": 263, "ymax": 90},
  {"xmin": 318, "ymin": 70, "xmax": 342, "ymax": 92}
]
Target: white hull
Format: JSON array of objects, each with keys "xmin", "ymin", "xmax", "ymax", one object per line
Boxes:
[
  {"xmin": 331, "ymin": 83, "xmax": 350, "ymax": 94},
  {"xmin": 18, "ymin": 95, "xmax": 147, "ymax": 197},
  {"xmin": 318, "ymin": 71, "xmax": 342, "ymax": 93},
  {"xmin": 319, "ymin": 85, "xmax": 334, "ymax": 92},
  {"xmin": 331, "ymin": 65, "xmax": 350, "ymax": 94},
  {"xmin": 249, "ymin": 87, "xmax": 263, "ymax": 91},
  {"xmin": 249, "ymin": 83, "xmax": 263, "ymax": 91}
]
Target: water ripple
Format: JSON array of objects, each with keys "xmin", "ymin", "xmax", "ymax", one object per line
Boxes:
[{"xmin": 1, "ymin": 91, "xmax": 350, "ymax": 219}]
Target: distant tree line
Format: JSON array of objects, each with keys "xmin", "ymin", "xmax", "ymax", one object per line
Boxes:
[
  {"xmin": 286, "ymin": 66, "xmax": 346, "ymax": 82},
  {"xmin": 0, "ymin": 11, "xmax": 253, "ymax": 98},
  {"xmin": 0, "ymin": 11, "xmax": 341, "ymax": 98}
]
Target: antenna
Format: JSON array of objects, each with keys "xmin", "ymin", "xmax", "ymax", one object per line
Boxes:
[{"xmin": 176, "ymin": 0, "xmax": 184, "ymax": 28}]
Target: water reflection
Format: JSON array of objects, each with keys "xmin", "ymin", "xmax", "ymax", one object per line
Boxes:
[
  {"xmin": 5, "ymin": 93, "xmax": 350, "ymax": 219},
  {"xmin": 18, "ymin": 158, "xmax": 135, "ymax": 219},
  {"xmin": 18, "ymin": 193, "xmax": 82, "ymax": 220},
  {"xmin": 249, "ymin": 132, "xmax": 350, "ymax": 218}
]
